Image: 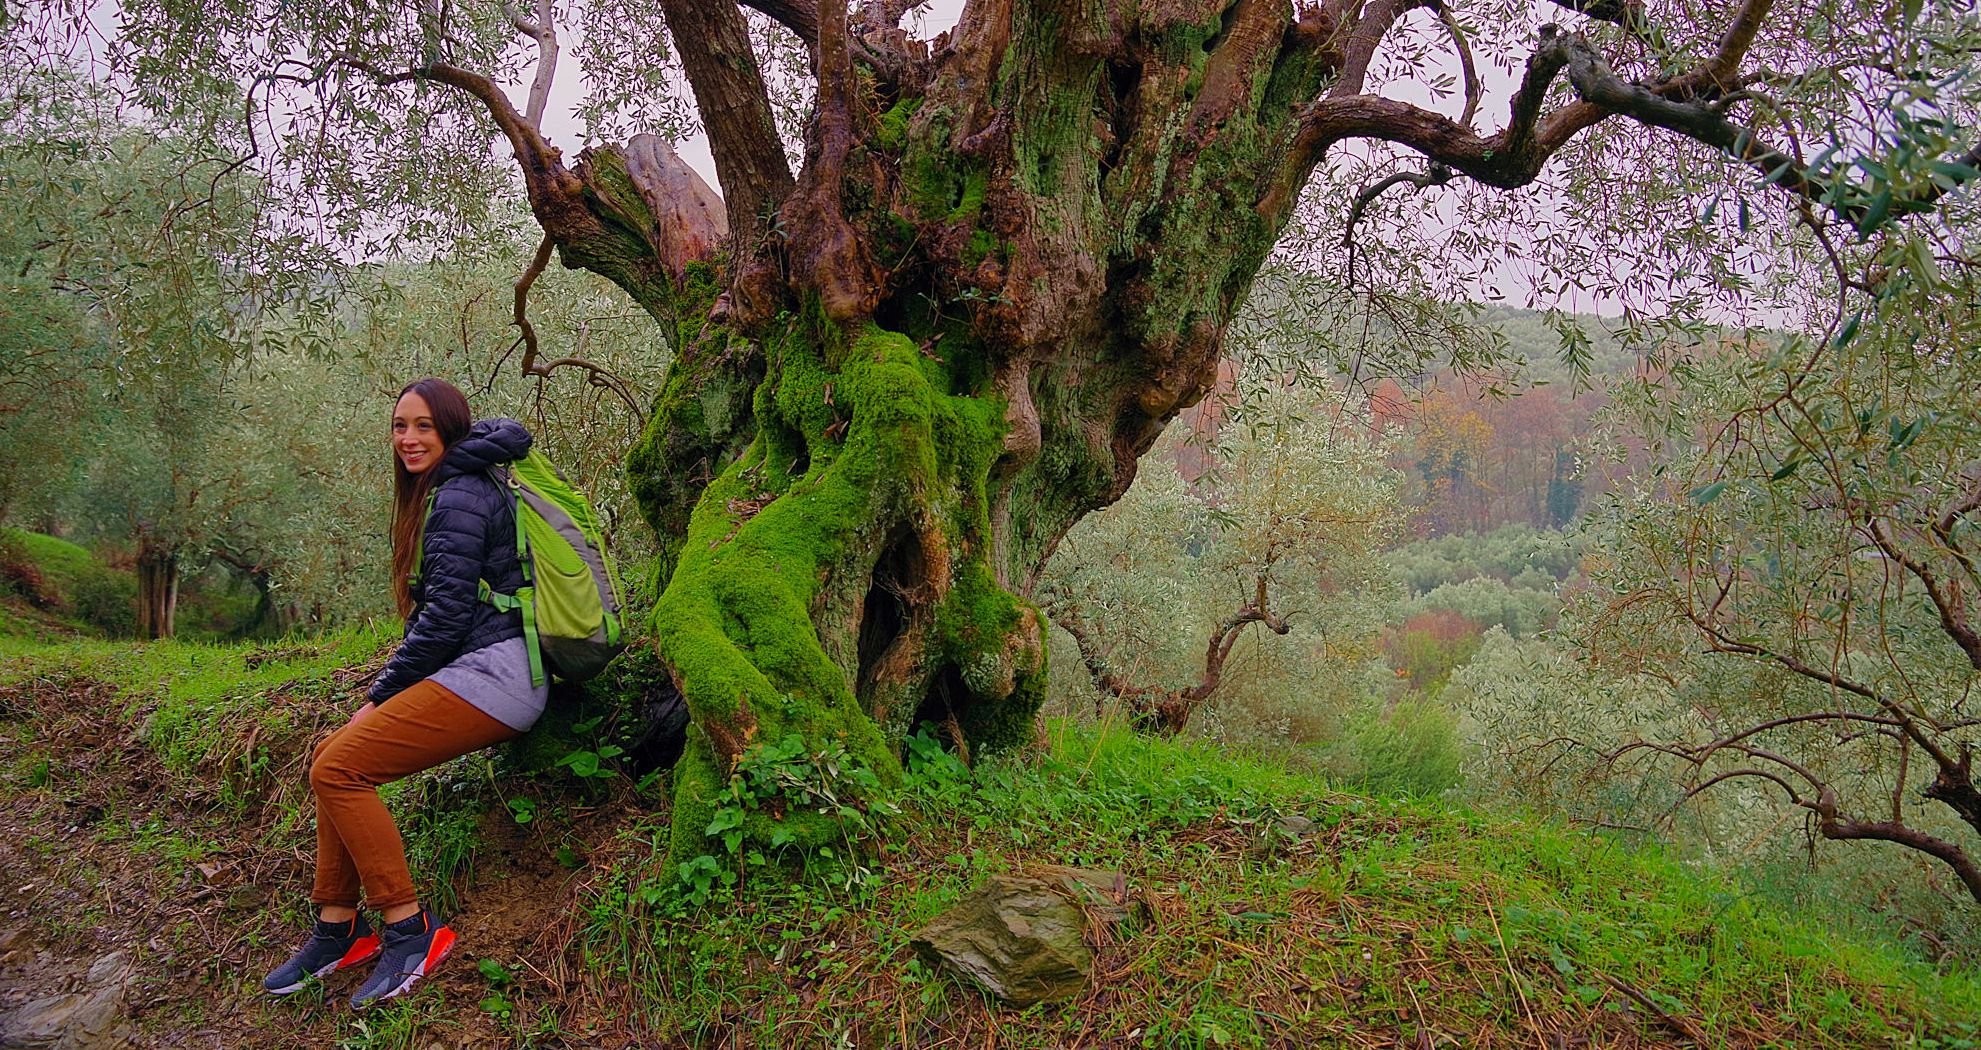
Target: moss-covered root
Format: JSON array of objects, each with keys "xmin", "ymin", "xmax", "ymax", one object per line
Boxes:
[{"xmin": 648, "ymin": 323, "xmax": 1046, "ymax": 860}]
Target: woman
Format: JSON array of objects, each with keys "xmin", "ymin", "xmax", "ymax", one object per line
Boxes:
[{"xmin": 261, "ymin": 378, "xmax": 549, "ymax": 1009}]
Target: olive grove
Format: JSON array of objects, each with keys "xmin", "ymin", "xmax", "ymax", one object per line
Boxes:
[{"xmin": 13, "ymin": 0, "xmax": 1977, "ymax": 855}]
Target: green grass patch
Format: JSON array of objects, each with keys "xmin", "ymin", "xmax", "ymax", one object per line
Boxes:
[
  {"xmin": 580, "ymin": 720, "xmax": 1980, "ymax": 1047},
  {"xmin": 0, "ymin": 527, "xmax": 136, "ymax": 635},
  {"xmin": 0, "ymin": 623, "xmax": 394, "ymax": 786}
]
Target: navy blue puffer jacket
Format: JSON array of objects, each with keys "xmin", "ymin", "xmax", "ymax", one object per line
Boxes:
[{"xmin": 368, "ymin": 418, "xmax": 533, "ymax": 705}]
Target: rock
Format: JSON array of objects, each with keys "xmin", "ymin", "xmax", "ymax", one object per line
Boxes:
[
  {"xmin": 911, "ymin": 868, "xmax": 1140, "ymax": 1006},
  {"xmin": 0, "ymin": 951, "xmax": 135, "ymax": 1049},
  {"xmin": 1273, "ymin": 814, "xmax": 1317, "ymax": 839}
]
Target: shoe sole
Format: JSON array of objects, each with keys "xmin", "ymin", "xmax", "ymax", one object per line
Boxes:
[
  {"xmin": 352, "ymin": 926, "xmax": 455, "ymax": 1010},
  {"xmin": 264, "ymin": 935, "xmax": 382, "ymax": 996}
]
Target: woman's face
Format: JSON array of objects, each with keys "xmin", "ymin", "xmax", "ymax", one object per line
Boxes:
[{"xmin": 392, "ymin": 391, "xmax": 445, "ymax": 474}]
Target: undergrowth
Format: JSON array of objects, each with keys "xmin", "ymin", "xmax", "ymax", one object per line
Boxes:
[
  {"xmin": 5, "ymin": 628, "xmax": 1980, "ymax": 1048},
  {"xmin": 573, "ymin": 720, "xmax": 1981, "ymax": 1048}
]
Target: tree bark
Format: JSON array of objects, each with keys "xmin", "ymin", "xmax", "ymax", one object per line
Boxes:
[{"xmin": 136, "ymin": 544, "xmax": 179, "ymax": 641}]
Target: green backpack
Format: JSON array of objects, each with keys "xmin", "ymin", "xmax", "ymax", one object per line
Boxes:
[{"xmin": 478, "ymin": 450, "xmax": 626, "ymax": 686}]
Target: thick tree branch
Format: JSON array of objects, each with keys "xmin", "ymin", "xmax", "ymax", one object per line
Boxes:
[
  {"xmin": 1288, "ymin": 0, "xmax": 1977, "ymax": 235},
  {"xmin": 359, "ymin": 60, "xmax": 568, "ymax": 203},
  {"xmin": 1329, "ymin": 0, "xmax": 1434, "ymax": 100},
  {"xmin": 1814, "ymin": 788, "xmax": 1981, "ymax": 904},
  {"xmin": 1541, "ymin": 29, "xmax": 1859, "ymax": 217},
  {"xmin": 741, "ymin": 0, "xmax": 821, "ymax": 45},
  {"xmin": 658, "ymin": 0, "xmax": 795, "ymax": 242},
  {"xmin": 784, "ymin": 0, "xmax": 883, "ymax": 321},
  {"xmin": 1679, "ymin": 0, "xmax": 1775, "ymax": 99}
]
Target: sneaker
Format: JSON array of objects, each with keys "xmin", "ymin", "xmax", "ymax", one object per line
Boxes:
[
  {"xmin": 348, "ymin": 908, "xmax": 456, "ymax": 1010},
  {"xmin": 262, "ymin": 914, "xmax": 382, "ymax": 995}
]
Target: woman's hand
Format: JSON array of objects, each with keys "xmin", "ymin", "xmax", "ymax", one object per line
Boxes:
[{"xmin": 347, "ymin": 702, "xmax": 378, "ymax": 727}]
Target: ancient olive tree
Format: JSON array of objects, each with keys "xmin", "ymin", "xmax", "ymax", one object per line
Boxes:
[{"xmin": 40, "ymin": 0, "xmax": 1977, "ymax": 853}]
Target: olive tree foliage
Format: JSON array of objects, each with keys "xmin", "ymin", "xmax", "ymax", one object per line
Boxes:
[
  {"xmin": 0, "ymin": 70, "xmax": 331, "ymax": 637},
  {"xmin": 1451, "ymin": 135, "xmax": 1981, "ymax": 905},
  {"xmin": 1043, "ymin": 371, "xmax": 1403, "ymax": 737},
  {"xmin": 158, "ymin": 240, "xmax": 675, "ymax": 630},
  {"xmin": 20, "ymin": 0, "xmax": 1980, "ymax": 853},
  {"xmin": 1560, "ymin": 251, "xmax": 1981, "ymax": 906},
  {"xmin": 0, "ymin": 67, "xmax": 666, "ymax": 633}
]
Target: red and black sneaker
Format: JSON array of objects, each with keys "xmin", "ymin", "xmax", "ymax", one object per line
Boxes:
[
  {"xmin": 262, "ymin": 914, "xmax": 382, "ymax": 996},
  {"xmin": 349, "ymin": 907, "xmax": 456, "ymax": 1010}
]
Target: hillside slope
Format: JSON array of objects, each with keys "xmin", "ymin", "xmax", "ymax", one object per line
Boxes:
[{"xmin": 0, "ymin": 632, "xmax": 1975, "ymax": 1049}]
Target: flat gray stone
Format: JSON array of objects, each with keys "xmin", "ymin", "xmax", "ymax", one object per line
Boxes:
[{"xmin": 0, "ymin": 951, "xmax": 134, "ymax": 1049}]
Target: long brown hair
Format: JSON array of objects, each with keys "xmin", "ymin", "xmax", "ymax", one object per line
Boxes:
[{"xmin": 389, "ymin": 378, "xmax": 473, "ymax": 619}]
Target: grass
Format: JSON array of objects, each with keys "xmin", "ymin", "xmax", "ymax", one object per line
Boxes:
[
  {"xmin": 575, "ymin": 721, "xmax": 1981, "ymax": 1047},
  {"xmin": 3, "ymin": 626, "xmax": 1979, "ymax": 1048},
  {"xmin": 0, "ymin": 526, "xmax": 138, "ymax": 635},
  {"xmin": 0, "ymin": 623, "xmax": 394, "ymax": 781}
]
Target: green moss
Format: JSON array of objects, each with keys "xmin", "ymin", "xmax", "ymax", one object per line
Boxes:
[
  {"xmin": 959, "ymin": 228, "xmax": 1000, "ymax": 269},
  {"xmin": 651, "ymin": 323, "xmax": 954, "ymax": 854},
  {"xmin": 627, "ymin": 333, "xmax": 763, "ymax": 576},
  {"xmin": 874, "ymin": 96, "xmax": 921, "ymax": 153},
  {"xmin": 648, "ymin": 318, "xmax": 1050, "ymax": 855},
  {"xmin": 946, "ymin": 169, "xmax": 989, "ymax": 225},
  {"xmin": 668, "ymin": 730, "xmax": 725, "ymax": 860}
]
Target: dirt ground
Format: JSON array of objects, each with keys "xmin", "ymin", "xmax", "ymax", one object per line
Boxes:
[{"xmin": 0, "ymin": 673, "xmax": 665, "ymax": 1049}]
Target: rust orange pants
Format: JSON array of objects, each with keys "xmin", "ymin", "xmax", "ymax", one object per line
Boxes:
[{"xmin": 309, "ymin": 680, "xmax": 518, "ymax": 910}]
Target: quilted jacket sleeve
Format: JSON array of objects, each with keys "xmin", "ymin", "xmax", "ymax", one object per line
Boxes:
[{"xmin": 368, "ymin": 477, "xmax": 496, "ymax": 704}]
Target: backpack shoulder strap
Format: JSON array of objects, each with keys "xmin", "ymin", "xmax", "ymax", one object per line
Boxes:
[{"xmin": 480, "ymin": 463, "xmax": 545, "ymax": 687}]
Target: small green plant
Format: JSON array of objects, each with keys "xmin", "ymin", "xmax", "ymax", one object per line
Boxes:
[
  {"xmin": 669, "ymin": 732, "xmax": 896, "ymax": 908},
  {"xmin": 555, "ymin": 715, "xmax": 626, "ymax": 781},
  {"xmin": 476, "ymin": 958, "xmax": 515, "ymax": 1022}
]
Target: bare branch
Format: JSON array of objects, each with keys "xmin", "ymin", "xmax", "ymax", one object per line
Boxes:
[
  {"xmin": 1680, "ymin": 767, "xmax": 1806, "ymax": 806},
  {"xmin": 1867, "ymin": 516, "xmax": 1981, "ymax": 672},
  {"xmin": 502, "ymin": 0, "xmax": 560, "ymax": 130},
  {"xmin": 510, "ymin": 235, "xmax": 644, "ymax": 418},
  {"xmin": 1340, "ymin": 164, "xmax": 1454, "ymax": 252},
  {"xmin": 1435, "ymin": 7, "xmax": 1482, "ymax": 128}
]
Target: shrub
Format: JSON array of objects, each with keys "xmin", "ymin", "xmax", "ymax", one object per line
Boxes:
[
  {"xmin": 1381, "ymin": 609, "xmax": 1482, "ymax": 692},
  {"xmin": 0, "ymin": 527, "xmax": 137, "ymax": 636},
  {"xmin": 1347, "ymin": 697, "xmax": 1463, "ymax": 798}
]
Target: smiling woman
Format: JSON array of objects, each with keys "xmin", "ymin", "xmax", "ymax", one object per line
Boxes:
[
  {"xmin": 390, "ymin": 391, "xmax": 445, "ymax": 476},
  {"xmin": 259, "ymin": 377, "xmax": 551, "ymax": 1009}
]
